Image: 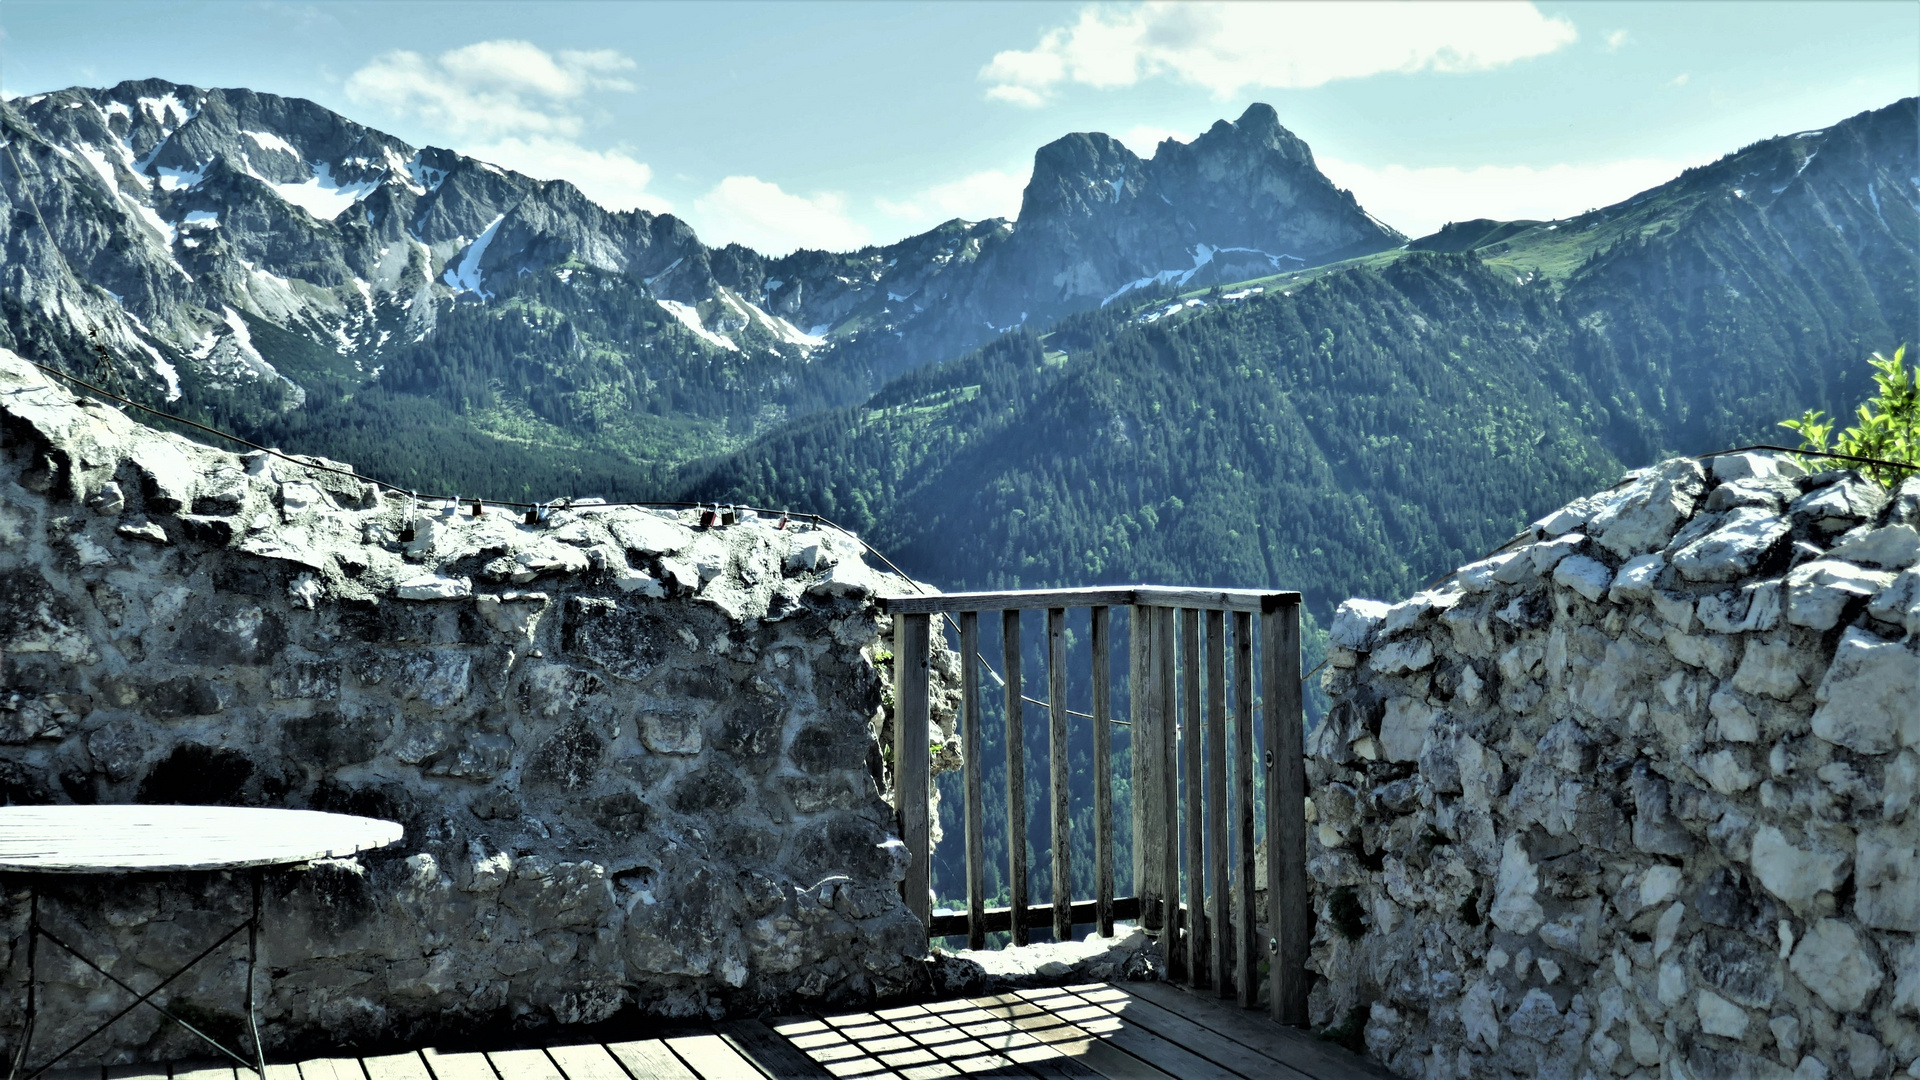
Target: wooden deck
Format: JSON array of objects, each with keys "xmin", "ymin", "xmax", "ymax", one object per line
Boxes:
[{"xmin": 41, "ymin": 982, "xmax": 1387, "ymax": 1080}]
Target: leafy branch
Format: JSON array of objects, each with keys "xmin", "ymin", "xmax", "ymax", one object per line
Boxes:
[{"xmin": 1780, "ymin": 344, "xmax": 1918, "ymax": 487}]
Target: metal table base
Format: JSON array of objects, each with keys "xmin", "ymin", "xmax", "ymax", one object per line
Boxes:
[{"xmin": 7, "ymin": 869, "xmax": 268, "ymax": 1080}]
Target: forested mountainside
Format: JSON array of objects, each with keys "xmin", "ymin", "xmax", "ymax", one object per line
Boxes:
[
  {"xmin": 679, "ymin": 98, "xmax": 1920, "ymax": 616},
  {"xmin": 3, "ymin": 78, "xmax": 1914, "ymax": 611},
  {"xmin": 0, "ymin": 82, "xmax": 1387, "ymax": 495}
]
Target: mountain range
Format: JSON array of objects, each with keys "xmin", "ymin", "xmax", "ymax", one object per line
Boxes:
[{"xmin": 2, "ymin": 80, "xmax": 1915, "ymax": 614}]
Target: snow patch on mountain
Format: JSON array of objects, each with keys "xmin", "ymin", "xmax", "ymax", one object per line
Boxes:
[
  {"xmin": 657, "ymin": 300, "xmax": 739, "ymax": 352},
  {"xmin": 155, "ymin": 165, "xmax": 205, "ymax": 191},
  {"xmin": 271, "ymin": 163, "xmax": 381, "ymax": 222},
  {"xmin": 137, "ymin": 94, "xmax": 192, "ymax": 131},
  {"xmin": 242, "ymin": 130, "xmax": 300, "ymax": 158},
  {"xmin": 443, "ymin": 214, "xmax": 508, "ymax": 300}
]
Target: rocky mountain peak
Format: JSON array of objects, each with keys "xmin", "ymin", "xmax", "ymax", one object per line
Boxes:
[
  {"xmin": 986, "ymin": 103, "xmax": 1402, "ymax": 316},
  {"xmin": 1020, "ymin": 131, "xmax": 1147, "ymax": 221}
]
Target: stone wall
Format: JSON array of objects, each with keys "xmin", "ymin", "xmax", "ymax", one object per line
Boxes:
[
  {"xmin": 0, "ymin": 350, "xmax": 963, "ymax": 1064},
  {"xmin": 1309, "ymin": 453, "xmax": 1920, "ymax": 1080}
]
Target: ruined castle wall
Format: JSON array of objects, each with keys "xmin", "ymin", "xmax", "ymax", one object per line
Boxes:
[
  {"xmin": 0, "ymin": 351, "xmax": 959, "ymax": 1063},
  {"xmin": 1310, "ymin": 453, "xmax": 1920, "ymax": 1080}
]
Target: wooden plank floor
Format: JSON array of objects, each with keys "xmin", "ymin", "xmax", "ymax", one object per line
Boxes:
[{"xmin": 38, "ymin": 982, "xmax": 1387, "ymax": 1080}]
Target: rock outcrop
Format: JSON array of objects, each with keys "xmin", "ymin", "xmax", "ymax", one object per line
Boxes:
[
  {"xmin": 1311, "ymin": 452, "xmax": 1920, "ymax": 1079},
  {"xmin": 0, "ymin": 348, "xmax": 961, "ymax": 1062}
]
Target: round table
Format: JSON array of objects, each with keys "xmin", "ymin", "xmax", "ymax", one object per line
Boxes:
[{"xmin": 0, "ymin": 806, "xmax": 404, "ymax": 1079}]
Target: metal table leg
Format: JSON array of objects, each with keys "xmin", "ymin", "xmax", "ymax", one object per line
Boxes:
[
  {"xmin": 9, "ymin": 874, "xmax": 271, "ymax": 1079},
  {"xmin": 7, "ymin": 890, "xmax": 39, "ymax": 1080}
]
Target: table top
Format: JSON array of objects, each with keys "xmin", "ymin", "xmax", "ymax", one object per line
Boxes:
[{"xmin": 0, "ymin": 805, "xmax": 405, "ymax": 873}]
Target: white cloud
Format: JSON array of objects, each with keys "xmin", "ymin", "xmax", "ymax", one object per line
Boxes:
[
  {"xmin": 1315, "ymin": 155, "xmax": 1705, "ymax": 239},
  {"xmin": 876, "ymin": 168, "xmax": 1031, "ymax": 226},
  {"xmin": 982, "ymin": 1, "xmax": 1579, "ymax": 105},
  {"xmin": 346, "ymin": 40, "xmax": 635, "ymax": 137},
  {"xmin": 345, "ymin": 40, "xmax": 660, "ymax": 214},
  {"xmin": 1116, "ymin": 125, "xmax": 1194, "ymax": 156},
  {"xmin": 691, "ymin": 176, "xmax": 872, "ymax": 256},
  {"xmin": 1670, "ymin": 73, "xmax": 1691, "ymax": 87},
  {"xmin": 465, "ymin": 136, "xmax": 668, "ymax": 214},
  {"xmin": 1604, "ymin": 29, "xmax": 1630, "ymax": 52}
]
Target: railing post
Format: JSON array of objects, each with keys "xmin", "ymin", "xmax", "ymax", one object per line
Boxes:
[
  {"xmin": 1205, "ymin": 608, "xmax": 1229, "ymax": 998},
  {"xmin": 894, "ymin": 611, "xmax": 932, "ymax": 929},
  {"xmin": 1091, "ymin": 606, "xmax": 1115, "ymax": 939},
  {"xmin": 1233, "ymin": 610, "xmax": 1256, "ymax": 1009},
  {"xmin": 1003, "ymin": 609, "xmax": 1028, "ymax": 947},
  {"xmin": 1263, "ymin": 595, "xmax": 1309, "ymax": 1024},
  {"xmin": 1181, "ymin": 608, "xmax": 1204, "ymax": 988},
  {"xmin": 1155, "ymin": 605, "xmax": 1180, "ymax": 982},
  {"xmin": 1047, "ymin": 607, "xmax": 1073, "ymax": 943},
  {"xmin": 959, "ymin": 611, "xmax": 986, "ymax": 951},
  {"xmin": 1130, "ymin": 604, "xmax": 1166, "ymax": 952}
]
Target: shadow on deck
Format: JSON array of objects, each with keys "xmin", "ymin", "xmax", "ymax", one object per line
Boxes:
[{"xmin": 48, "ymin": 982, "xmax": 1388, "ymax": 1080}]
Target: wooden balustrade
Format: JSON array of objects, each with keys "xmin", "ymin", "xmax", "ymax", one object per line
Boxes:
[{"xmin": 884, "ymin": 585, "xmax": 1309, "ymax": 1025}]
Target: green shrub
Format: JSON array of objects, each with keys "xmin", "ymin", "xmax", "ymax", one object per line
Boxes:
[{"xmin": 1781, "ymin": 344, "xmax": 1919, "ymax": 486}]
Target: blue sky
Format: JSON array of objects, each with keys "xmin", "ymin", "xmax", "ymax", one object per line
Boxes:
[{"xmin": 3, "ymin": 1, "xmax": 1915, "ymax": 254}]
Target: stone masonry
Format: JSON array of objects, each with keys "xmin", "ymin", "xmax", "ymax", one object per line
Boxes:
[
  {"xmin": 1311, "ymin": 453, "xmax": 1920, "ymax": 1080},
  {"xmin": 0, "ymin": 349, "xmax": 965, "ymax": 1064}
]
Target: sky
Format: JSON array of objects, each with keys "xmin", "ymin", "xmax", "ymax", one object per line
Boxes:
[{"xmin": 2, "ymin": 1, "xmax": 1916, "ymax": 255}]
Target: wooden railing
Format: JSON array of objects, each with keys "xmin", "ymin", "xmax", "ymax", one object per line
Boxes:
[{"xmin": 882, "ymin": 586, "xmax": 1309, "ymax": 1024}]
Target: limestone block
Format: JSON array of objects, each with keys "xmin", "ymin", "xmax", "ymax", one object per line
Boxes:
[
  {"xmin": 1630, "ymin": 761, "xmax": 1696, "ymax": 856},
  {"xmin": 1610, "ymin": 552, "xmax": 1666, "ymax": 603},
  {"xmin": 1787, "ymin": 561, "xmax": 1897, "ymax": 630},
  {"xmin": 1789, "ymin": 919, "xmax": 1883, "ymax": 1013},
  {"xmin": 1773, "ymin": 1015, "xmax": 1804, "ymax": 1061},
  {"xmin": 1553, "ymin": 553, "xmax": 1613, "ymax": 601},
  {"xmin": 1590, "ymin": 458, "xmax": 1708, "ymax": 558},
  {"xmin": 1866, "ymin": 567, "xmax": 1920, "ymax": 631},
  {"xmin": 1888, "ymin": 476, "xmax": 1920, "ymax": 527},
  {"xmin": 1891, "ymin": 939, "xmax": 1920, "ymax": 1017},
  {"xmin": 1461, "ymin": 978, "xmax": 1503, "ymax": 1051},
  {"xmin": 1706, "ymin": 476, "xmax": 1801, "ymax": 513},
  {"xmin": 1640, "ymin": 865, "xmax": 1684, "ymax": 908},
  {"xmin": 1713, "ymin": 451, "xmax": 1806, "ymax": 483},
  {"xmin": 1694, "ymin": 930, "xmax": 1780, "ymax": 1008},
  {"xmin": 1378, "ymin": 590, "xmax": 1458, "ymax": 637},
  {"xmin": 1669, "ymin": 629, "xmax": 1739, "ymax": 677},
  {"xmin": 1654, "ymin": 588, "xmax": 1697, "ymax": 630},
  {"xmin": 1490, "ymin": 836, "xmax": 1545, "ymax": 934},
  {"xmin": 1810, "ymin": 628, "xmax": 1919, "ymax": 754},
  {"xmin": 1791, "ymin": 476, "xmax": 1890, "ymax": 534},
  {"xmin": 1698, "ymin": 579, "xmax": 1783, "ymax": 634},
  {"xmin": 1529, "ymin": 531, "xmax": 1587, "ymax": 574},
  {"xmin": 1460, "ymin": 551, "xmax": 1524, "ymax": 592},
  {"xmin": 1379, "ymin": 697, "xmax": 1437, "ymax": 762},
  {"xmin": 395, "ymin": 573, "xmax": 473, "ymax": 601},
  {"xmin": 1709, "ymin": 690, "xmax": 1761, "ymax": 742},
  {"xmin": 1672, "ymin": 507, "xmax": 1793, "ymax": 583},
  {"xmin": 606, "ymin": 510, "xmax": 692, "ymax": 556},
  {"xmin": 1855, "ymin": 824, "xmax": 1920, "ymax": 932},
  {"xmin": 1505, "ymin": 987, "xmax": 1565, "ymax": 1044},
  {"xmin": 1328, "ymin": 598, "xmax": 1391, "ymax": 650},
  {"xmin": 1735, "ymin": 636, "xmax": 1817, "ymax": 701},
  {"xmin": 1534, "ymin": 496, "xmax": 1596, "ymax": 537},
  {"xmin": 1830, "ymin": 524, "xmax": 1920, "ymax": 570},
  {"xmin": 1699, "ymin": 747, "xmax": 1760, "ymax": 794},
  {"xmin": 1886, "ymin": 751, "xmax": 1918, "ymax": 820},
  {"xmin": 1750, "ymin": 826, "xmax": 1849, "ymax": 908},
  {"xmin": 807, "ymin": 559, "xmax": 878, "ymax": 599},
  {"xmin": 116, "ymin": 520, "xmax": 169, "ymax": 544},
  {"xmin": 1368, "ymin": 637, "xmax": 1435, "ymax": 675},
  {"xmin": 1698, "ymin": 989, "xmax": 1751, "ymax": 1038}
]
